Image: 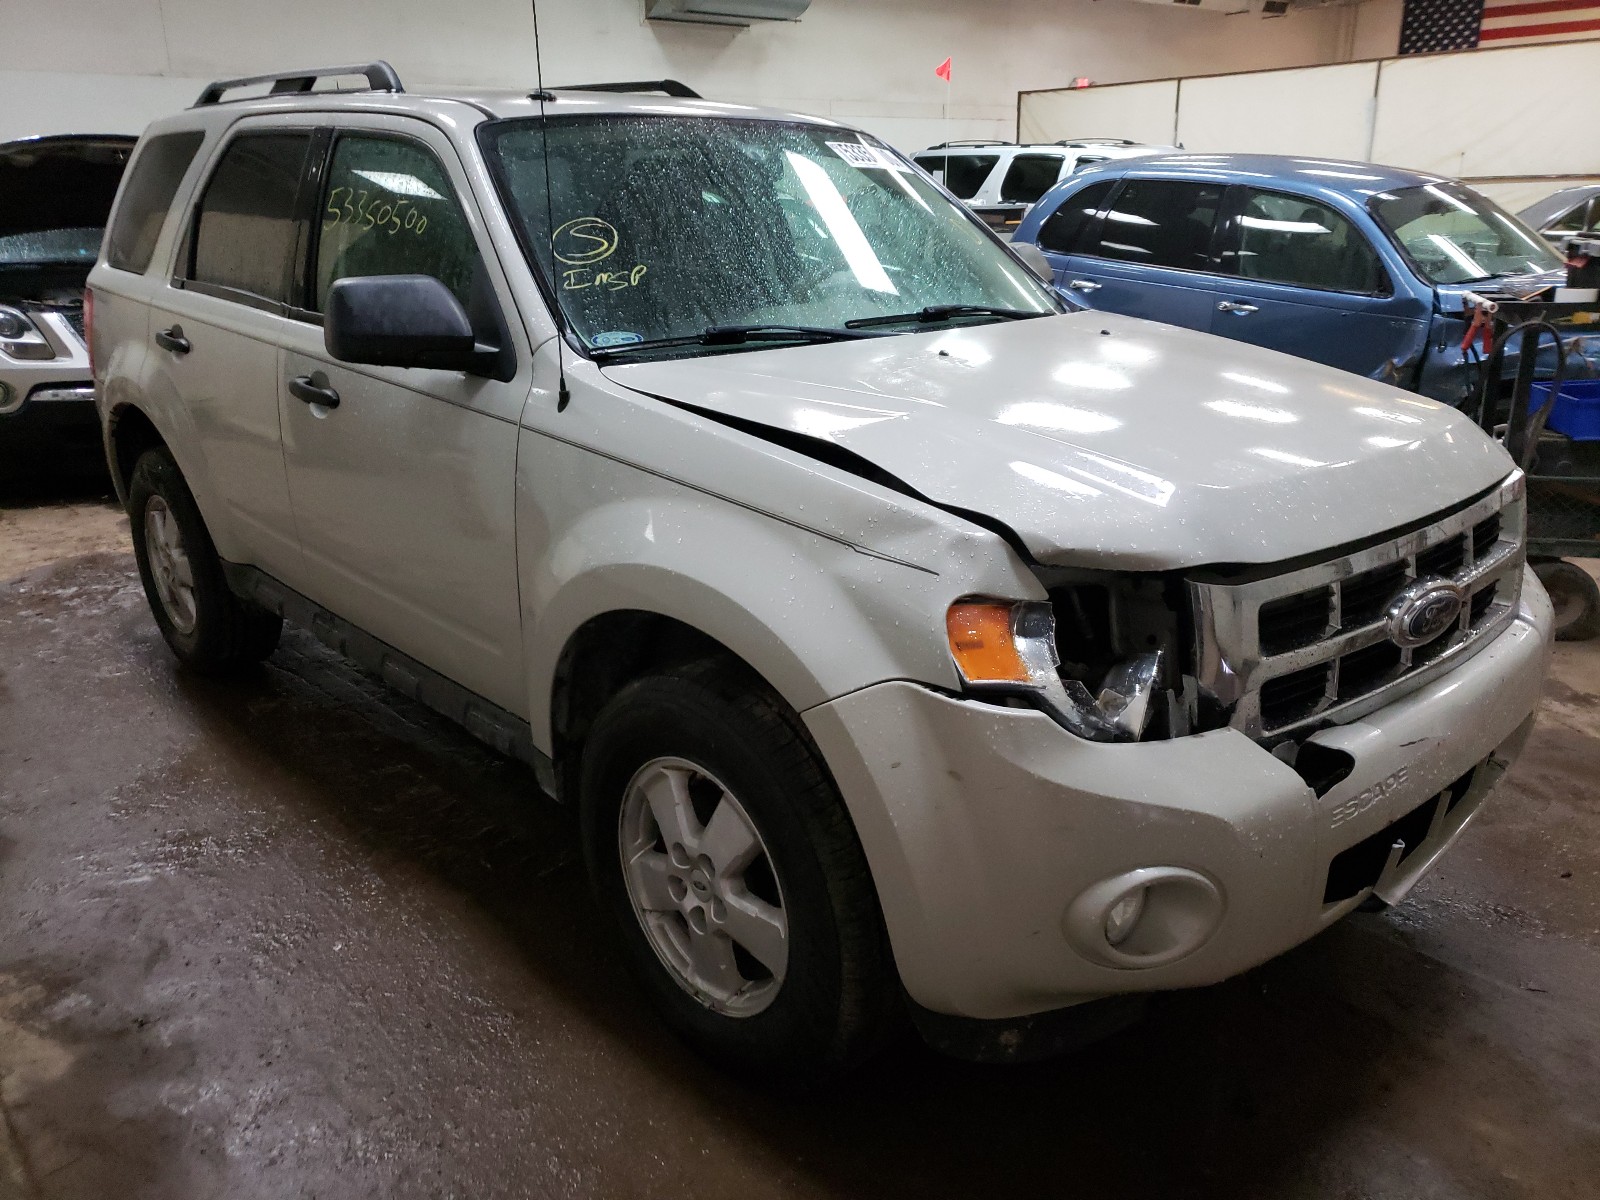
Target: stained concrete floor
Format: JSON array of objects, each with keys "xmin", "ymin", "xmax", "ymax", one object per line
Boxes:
[{"xmin": 1, "ymin": 489, "xmax": 1598, "ymax": 1200}]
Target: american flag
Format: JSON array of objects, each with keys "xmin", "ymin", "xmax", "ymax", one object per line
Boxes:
[{"xmin": 1400, "ymin": 0, "xmax": 1600, "ymax": 53}]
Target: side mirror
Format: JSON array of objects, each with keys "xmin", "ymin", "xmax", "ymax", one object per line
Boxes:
[
  {"xmin": 1009, "ymin": 240, "xmax": 1055, "ymax": 284},
  {"xmin": 325, "ymin": 274, "xmax": 492, "ymax": 374}
]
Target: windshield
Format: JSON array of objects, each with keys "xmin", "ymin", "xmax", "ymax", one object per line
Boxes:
[
  {"xmin": 0, "ymin": 226, "xmax": 104, "ymax": 266},
  {"xmin": 1370, "ymin": 181, "xmax": 1562, "ymax": 284},
  {"xmin": 481, "ymin": 116, "xmax": 1057, "ymax": 357}
]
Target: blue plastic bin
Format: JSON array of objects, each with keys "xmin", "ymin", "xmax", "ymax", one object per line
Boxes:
[{"xmin": 1530, "ymin": 379, "xmax": 1600, "ymax": 441}]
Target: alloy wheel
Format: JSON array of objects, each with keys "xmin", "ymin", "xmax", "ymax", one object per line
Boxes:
[
  {"xmin": 618, "ymin": 757, "xmax": 789, "ymax": 1017},
  {"xmin": 144, "ymin": 496, "xmax": 197, "ymax": 635}
]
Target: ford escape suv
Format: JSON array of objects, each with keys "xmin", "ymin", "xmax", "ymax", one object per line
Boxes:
[{"xmin": 91, "ymin": 64, "xmax": 1553, "ymax": 1080}]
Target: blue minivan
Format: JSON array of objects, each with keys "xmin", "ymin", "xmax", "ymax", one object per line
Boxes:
[{"xmin": 1013, "ymin": 153, "xmax": 1599, "ymax": 406}]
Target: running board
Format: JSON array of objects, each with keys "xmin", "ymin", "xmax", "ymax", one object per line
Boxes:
[{"xmin": 221, "ymin": 562, "xmax": 557, "ymax": 799}]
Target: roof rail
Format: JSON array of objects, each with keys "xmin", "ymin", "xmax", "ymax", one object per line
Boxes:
[
  {"xmin": 925, "ymin": 139, "xmax": 1014, "ymax": 150},
  {"xmin": 194, "ymin": 61, "xmax": 404, "ymax": 107},
  {"xmin": 552, "ymin": 79, "xmax": 702, "ymax": 98},
  {"xmin": 1055, "ymin": 137, "xmax": 1139, "ymax": 147}
]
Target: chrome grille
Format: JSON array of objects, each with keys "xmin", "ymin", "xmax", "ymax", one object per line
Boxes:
[{"xmin": 1190, "ymin": 473, "xmax": 1526, "ymax": 740}]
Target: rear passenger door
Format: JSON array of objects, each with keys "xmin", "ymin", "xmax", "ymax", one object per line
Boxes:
[
  {"xmin": 145, "ymin": 125, "xmax": 314, "ymax": 583},
  {"xmin": 274, "ymin": 121, "xmax": 535, "ymax": 715},
  {"xmin": 1048, "ymin": 177, "xmax": 1227, "ymax": 331},
  {"xmin": 1209, "ymin": 187, "xmax": 1429, "ymax": 380}
]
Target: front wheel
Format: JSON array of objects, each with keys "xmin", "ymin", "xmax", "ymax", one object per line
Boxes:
[
  {"xmin": 579, "ymin": 661, "xmax": 896, "ymax": 1083},
  {"xmin": 128, "ymin": 447, "xmax": 282, "ymax": 673}
]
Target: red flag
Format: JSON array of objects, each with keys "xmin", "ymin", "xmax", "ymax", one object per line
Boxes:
[{"xmin": 934, "ymin": 57, "xmax": 952, "ymax": 83}]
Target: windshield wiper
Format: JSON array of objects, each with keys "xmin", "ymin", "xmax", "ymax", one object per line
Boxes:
[
  {"xmin": 845, "ymin": 304, "xmax": 1047, "ymax": 329},
  {"xmin": 591, "ymin": 323, "xmax": 881, "ymax": 360}
]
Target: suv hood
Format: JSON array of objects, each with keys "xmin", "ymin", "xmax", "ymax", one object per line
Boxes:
[
  {"xmin": 603, "ymin": 312, "xmax": 1513, "ymax": 571},
  {"xmin": 0, "ymin": 135, "xmax": 134, "ymax": 240}
]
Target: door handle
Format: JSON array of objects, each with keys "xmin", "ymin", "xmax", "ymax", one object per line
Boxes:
[
  {"xmin": 154, "ymin": 325, "xmax": 191, "ymax": 355},
  {"xmin": 1067, "ymin": 279, "xmax": 1102, "ymax": 292},
  {"xmin": 1217, "ymin": 301, "xmax": 1259, "ymax": 315},
  {"xmin": 288, "ymin": 374, "xmax": 341, "ymax": 410}
]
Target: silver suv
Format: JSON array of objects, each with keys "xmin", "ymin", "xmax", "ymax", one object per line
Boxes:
[
  {"xmin": 1, "ymin": 134, "xmax": 133, "ymax": 475},
  {"xmin": 91, "ymin": 64, "xmax": 1552, "ymax": 1080}
]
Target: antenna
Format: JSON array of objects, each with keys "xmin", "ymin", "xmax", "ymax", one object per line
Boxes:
[{"xmin": 530, "ymin": 0, "xmax": 572, "ymax": 412}]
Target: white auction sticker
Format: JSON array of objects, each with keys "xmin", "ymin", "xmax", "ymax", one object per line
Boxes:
[{"xmin": 827, "ymin": 141, "xmax": 906, "ymax": 171}]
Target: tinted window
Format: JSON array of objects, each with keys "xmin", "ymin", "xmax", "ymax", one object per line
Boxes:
[
  {"xmin": 1088, "ymin": 179, "xmax": 1223, "ymax": 271},
  {"xmin": 913, "ymin": 154, "xmax": 944, "ymax": 181},
  {"xmin": 1037, "ymin": 180, "xmax": 1115, "ymax": 254},
  {"xmin": 191, "ymin": 134, "xmax": 311, "ymax": 303},
  {"xmin": 1000, "ymin": 154, "xmax": 1065, "ymax": 205},
  {"xmin": 1231, "ymin": 189, "xmax": 1386, "ymax": 294},
  {"xmin": 314, "ymin": 136, "xmax": 478, "ymax": 311},
  {"xmin": 106, "ymin": 131, "xmax": 204, "ymax": 273},
  {"xmin": 943, "ymin": 154, "xmax": 998, "ymax": 200},
  {"xmin": 1549, "ymin": 198, "xmax": 1597, "ymax": 236}
]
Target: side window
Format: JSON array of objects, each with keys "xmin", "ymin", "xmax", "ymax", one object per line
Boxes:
[
  {"xmin": 1087, "ymin": 179, "xmax": 1224, "ymax": 272},
  {"xmin": 1071, "ymin": 155, "xmax": 1108, "ymax": 172},
  {"xmin": 314, "ymin": 136, "xmax": 478, "ymax": 312},
  {"xmin": 1546, "ymin": 199, "xmax": 1589, "ymax": 235},
  {"xmin": 1000, "ymin": 154, "xmax": 1066, "ymax": 205},
  {"xmin": 106, "ymin": 131, "xmax": 205, "ymax": 274},
  {"xmin": 189, "ymin": 133, "xmax": 312, "ymax": 304},
  {"xmin": 1231, "ymin": 188, "xmax": 1386, "ymax": 294},
  {"xmin": 1037, "ymin": 180, "xmax": 1115, "ymax": 255},
  {"xmin": 913, "ymin": 154, "xmax": 945, "ymax": 184},
  {"xmin": 942, "ymin": 154, "xmax": 998, "ymax": 200}
]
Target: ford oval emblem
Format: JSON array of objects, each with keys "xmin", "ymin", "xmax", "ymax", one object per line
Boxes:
[{"xmin": 1385, "ymin": 578, "xmax": 1466, "ymax": 648}]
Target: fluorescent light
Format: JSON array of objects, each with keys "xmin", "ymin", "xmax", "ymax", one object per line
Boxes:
[
  {"xmin": 784, "ymin": 151, "xmax": 896, "ymax": 295},
  {"xmin": 350, "ymin": 170, "xmax": 443, "ymax": 200}
]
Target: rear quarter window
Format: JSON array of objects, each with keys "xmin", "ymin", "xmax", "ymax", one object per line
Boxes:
[{"xmin": 105, "ymin": 131, "xmax": 205, "ymax": 274}]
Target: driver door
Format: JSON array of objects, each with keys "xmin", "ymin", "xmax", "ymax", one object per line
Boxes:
[{"xmin": 274, "ymin": 121, "xmax": 536, "ymax": 715}]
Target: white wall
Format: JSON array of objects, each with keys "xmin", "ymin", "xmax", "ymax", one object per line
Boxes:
[{"xmin": 8, "ymin": 0, "xmax": 1369, "ymax": 151}]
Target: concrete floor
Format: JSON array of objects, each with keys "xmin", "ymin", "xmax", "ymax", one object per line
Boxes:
[{"xmin": 1, "ymin": 491, "xmax": 1598, "ymax": 1200}]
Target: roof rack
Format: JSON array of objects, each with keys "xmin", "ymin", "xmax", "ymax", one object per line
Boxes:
[
  {"xmin": 1055, "ymin": 137, "xmax": 1140, "ymax": 147},
  {"xmin": 194, "ymin": 61, "xmax": 404, "ymax": 107},
  {"xmin": 551, "ymin": 79, "xmax": 702, "ymax": 98},
  {"xmin": 924, "ymin": 139, "xmax": 1015, "ymax": 150}
]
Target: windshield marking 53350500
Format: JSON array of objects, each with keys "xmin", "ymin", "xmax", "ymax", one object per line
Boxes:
[{"xmin": 479, "ymin": 115, "xmax": 1058, "ymax": 360}]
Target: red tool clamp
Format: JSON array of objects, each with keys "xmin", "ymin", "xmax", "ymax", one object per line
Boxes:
[{"xmin": 1461, "ymin": 292, "xmax": 1499, "ymax": 355}]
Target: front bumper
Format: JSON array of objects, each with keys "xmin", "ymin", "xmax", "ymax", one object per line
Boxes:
[{"xmin": 804, "ymin": 569, "xmax": 1553, "ymax": 1021}]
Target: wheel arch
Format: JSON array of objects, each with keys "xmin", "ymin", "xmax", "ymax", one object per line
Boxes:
[{"xmin": 106, "ymin": 402, "xmax": 168, "ymax": 507}]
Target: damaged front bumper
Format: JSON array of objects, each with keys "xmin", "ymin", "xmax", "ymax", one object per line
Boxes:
[{"xmin": 804, "ymin": 568, "xmax": 1553, "ymax": 1022}]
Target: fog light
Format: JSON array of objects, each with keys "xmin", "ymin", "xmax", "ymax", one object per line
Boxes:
[
  {"xmin": 1104, "ymin": 887, "xmax": 1147, "ymax": 946},
  {"xmin": 1064, "ymin": 867, "xmax": 1224, "ymax": 969}
]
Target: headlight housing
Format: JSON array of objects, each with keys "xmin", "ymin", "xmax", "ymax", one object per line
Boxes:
[
  {"xmin": 945, "ymin": 599, "xmax": 1163, "ymax": 742},
  {"xmin": 0, "ymin": 306, "xmax": 55, "ymax": 360}
]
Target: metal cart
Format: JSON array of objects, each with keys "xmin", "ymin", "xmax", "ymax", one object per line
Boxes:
[{"xmin": 1466, "ymin": 297, "xmax": 1600, "ymax": 639}]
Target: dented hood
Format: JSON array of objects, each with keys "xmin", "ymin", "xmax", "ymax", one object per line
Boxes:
[{"xmin": 602, "ymin": 312, "xmax": 1514, "ymax": 570}]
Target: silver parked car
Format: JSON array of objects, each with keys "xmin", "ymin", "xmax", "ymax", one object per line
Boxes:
[
  {"xmin": 92, "ymin": 64, "xmax": 1550, "ymax": 1080},
  {"xmin": 0, "ymin": 134, "xmax": 134, "ymax": 475},
  {"xmin": 1517, "ymin": 184, "xmax": 1600, "ymax": 248}
]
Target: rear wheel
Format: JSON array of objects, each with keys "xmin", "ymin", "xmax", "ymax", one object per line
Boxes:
[
  {"xmin": 579, "ymin": 661, "xmax": 895, "ymax": 1083},
  {"xmin": 1533, "ymin": 558, "xmax": 1600, "ymax": 642},
  {"xmin": 129, "ymin": 447, "xmax": 282, "ymax": 672}
]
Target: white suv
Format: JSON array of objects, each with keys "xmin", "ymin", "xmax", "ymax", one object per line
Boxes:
[
  {"xmin": 911, "ymin": 138, "xmax": 1174, "ymax": 230},
  {"xmin": 90, "ymin": 64, "xmax": 1552, "ymax": 1080}
]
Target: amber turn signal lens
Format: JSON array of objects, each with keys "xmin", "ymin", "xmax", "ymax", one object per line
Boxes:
[{"xmin": 946, "ymin": 602, "xmax": 1030, "ymax": 685}]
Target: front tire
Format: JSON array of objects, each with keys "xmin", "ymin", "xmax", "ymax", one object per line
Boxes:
[
  {"xmin": 1533, "ymin": 558, "xmax": 1600, "ymax": 642},
  {"xmin": 128, "ymin": 447, "xmax": 282, "ymax": 673},
  {"xmin": 579, "ymin": 661, "xmax": 895, "ymax": 1083}
]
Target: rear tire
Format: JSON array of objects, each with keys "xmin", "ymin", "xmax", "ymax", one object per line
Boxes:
[
  {"xmin": 579, "ymin": 660, "xmax": 896, "ymax": 1084},
  {"xmin": 1533, "ymin": 558, "xmax": 1600, "ymax": 642},
  {"xmin": 128, "ymin": 447, "xmax": 281, "ymax": 673}
]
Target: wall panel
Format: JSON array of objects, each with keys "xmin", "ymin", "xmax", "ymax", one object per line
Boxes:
[{"xmin": 1176, "ymin": 62, "xmax": 1377, "ymax": 159}]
